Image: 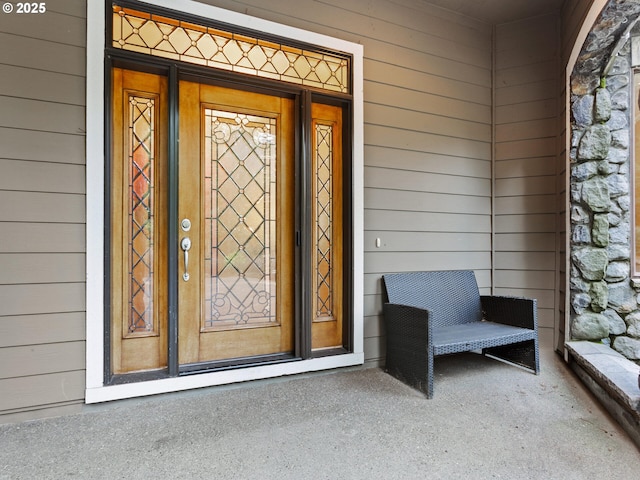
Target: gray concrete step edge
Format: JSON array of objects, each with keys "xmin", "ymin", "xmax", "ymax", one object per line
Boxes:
[{"xmin": 566, "ymin": 340, "xmax": 640, "ymax": 414}]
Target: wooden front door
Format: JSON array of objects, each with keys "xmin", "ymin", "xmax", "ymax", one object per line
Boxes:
[{"xmin": 177, "ymin": 80, "xmax": 295, "ymax": 366}]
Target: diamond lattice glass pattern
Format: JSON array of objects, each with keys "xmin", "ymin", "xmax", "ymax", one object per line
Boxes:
[
  {"xmin": 112, "ymin": 5, "xmax": 349, "ymax": 93},
  {"xmin": 315, "ymin": 124, "xmax": 333, "ymax": 319},
  {"xmin": 204, "ymin": 109, "xmax": 277, "ymax": 330},
  {"xmin": 128, "ymin": 95, "xmax": 155, "ymax": 335}
]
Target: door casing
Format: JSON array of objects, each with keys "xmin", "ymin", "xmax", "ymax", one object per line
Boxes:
[{"xmin": 86, "ymin": 0, "xmax": 364, "ymax": 403}]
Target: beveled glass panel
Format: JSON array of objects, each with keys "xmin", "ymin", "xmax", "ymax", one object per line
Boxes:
[
  {"xmin": 127, "ymin": 95, "xmax": 156, "ymax": 336},
  {"xmin": 203, "ymin": 109, "xmax": 277, "ymax": 330},
  {"xmin": 315, "ymin": 124, "xmax": 333, "ymax": 320},
  {"xmin": 112, "ymin": 5, "xmax": 349, "ymax": 93}
]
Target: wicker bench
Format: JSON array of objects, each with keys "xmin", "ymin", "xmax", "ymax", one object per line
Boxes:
[{"xmin": 382, "ymin": 270, "xmax": 539, "ymax": 398}]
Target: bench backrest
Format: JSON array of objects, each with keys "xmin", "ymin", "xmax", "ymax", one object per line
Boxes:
[{"xmin": 382, "ymin": 270, "xmax": 483, "ymax": 328}]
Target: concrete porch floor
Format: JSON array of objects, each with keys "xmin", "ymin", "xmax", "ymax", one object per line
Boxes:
[{"xmin": 1, "ymin": 332, "xmax": 639, "ymax": 479}]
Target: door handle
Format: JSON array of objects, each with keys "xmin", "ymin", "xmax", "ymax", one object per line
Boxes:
[{"xmin": 181, "ymin": 237, "xmax": 192, "ymax": 281}]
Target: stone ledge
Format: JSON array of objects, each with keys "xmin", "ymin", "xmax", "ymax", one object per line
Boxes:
[
  {"xmin": 566, "ymin": 341, "xmax": 640, "ymax": 447},
  {"xmin": 567, "ymin": 341, "xmax": 639, "ymax": 411}
]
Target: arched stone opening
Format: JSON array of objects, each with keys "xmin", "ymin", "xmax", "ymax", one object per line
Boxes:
[{"xmin": 569, "ymin": 0, "xmax": 640, "ymax": 364}]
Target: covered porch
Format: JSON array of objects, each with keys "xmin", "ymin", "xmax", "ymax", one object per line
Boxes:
[{"xmin": 2, "ymin": 0, "xmax": 640, "ymax": 455}]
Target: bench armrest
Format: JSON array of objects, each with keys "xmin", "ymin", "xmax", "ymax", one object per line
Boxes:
[
  {"xmin": 480, "ymin": 296, "xmax": 537, "ymax": 330},
  {"xmin": 383, "ymin": 303, "xmax": 434, "ymax": 397},
  {"xmin": 383, "ymin": 303, "xmax": 431, "ymax": 344}
]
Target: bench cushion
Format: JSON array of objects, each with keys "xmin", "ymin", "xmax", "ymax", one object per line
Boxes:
[{"xmin": 432, "ymin": 321, "xmax": 537, "ymax": 355}]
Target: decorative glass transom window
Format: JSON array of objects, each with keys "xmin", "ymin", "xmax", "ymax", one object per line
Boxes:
[{"xmin": 112, "ymin": 5, "xmax": 350, "ymax": 93}]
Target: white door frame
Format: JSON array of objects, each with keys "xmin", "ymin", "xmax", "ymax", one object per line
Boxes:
[{"xmin": 85, "ymin": 0, "xmax": 364, "ymax": 403}]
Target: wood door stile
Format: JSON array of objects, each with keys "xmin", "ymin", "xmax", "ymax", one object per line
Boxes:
[{"xmin": 177, "ymin": 79, "xmax": 202, "ymax": 365}]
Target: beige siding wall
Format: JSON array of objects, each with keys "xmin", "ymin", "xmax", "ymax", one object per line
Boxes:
[
  {"xmin": 0, "ymin": 0, "xmax": 86, "ymax": 422},
  {"xmin": 200, "ymin": 0, "xmax": 494, "ymax": 364},
  {"xmin": 494, "ymin": 15, "xmax": 560, "ymax": 332},
  {"xmin": 363, "ymin": 2, "xmax": 493, "ymax": 363}
]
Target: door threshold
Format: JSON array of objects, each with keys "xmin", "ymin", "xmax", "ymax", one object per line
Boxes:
[
  {"xmin": 311, "ymin": 347, "xmax": 349, "ymax": 358},
  {"xmin": 179, "ymin": 353, "xmax": 300, "ymax": 375},
  {"xmin": 108, "ymin": 354, "xmax": 301, "ymax": 385},
  {"xmin": 108, "ymin": 368, "xmax": 168, "ymax": 386}
]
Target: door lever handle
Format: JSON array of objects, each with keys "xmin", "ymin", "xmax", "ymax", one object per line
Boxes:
[{"xmin": 181, "ymin": 237, "xmax": 192, "ymax": 281}]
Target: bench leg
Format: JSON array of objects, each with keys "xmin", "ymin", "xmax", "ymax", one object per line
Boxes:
[
  {"xmin": 426, "ymin": 352, "xmax": 434, "ymax": 399},
  {"xmin": 385, "ymin": 349, "xmax": 435, "ymax": 399},
  {"xmin": 483, "ymin": 339, "xmax": 540, "ymax": 374}
]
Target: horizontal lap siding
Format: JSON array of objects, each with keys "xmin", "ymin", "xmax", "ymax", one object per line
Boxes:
[
  {"xmin": 204, "ymin": 0, "xmax": 493, "ymax": 365},
  {"xmin": 494, "ymin": 15, "xmax": 560, "ymax": 331},
  {"xmin": 0, "ymin": 0, "xmax": 86, "ymax": 421}
]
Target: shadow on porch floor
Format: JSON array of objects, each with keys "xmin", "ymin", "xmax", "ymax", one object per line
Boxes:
[{"xmin": 1, "ymin": 332, "xmax": 639, "ymax": 479}]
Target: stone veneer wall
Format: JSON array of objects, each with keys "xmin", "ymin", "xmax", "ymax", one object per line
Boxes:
[{"xmin": 570, "ymin": 25, "xmax": 640, "ymax": 364}]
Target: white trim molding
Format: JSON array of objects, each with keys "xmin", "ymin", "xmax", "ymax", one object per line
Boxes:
[
  {"xmin": 562, "ymin": 0, "xmax": 608, "ymax": 358},
  {"xmin": 86, "ymin": 0, "xmax": 364, "ymax": 403}
]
